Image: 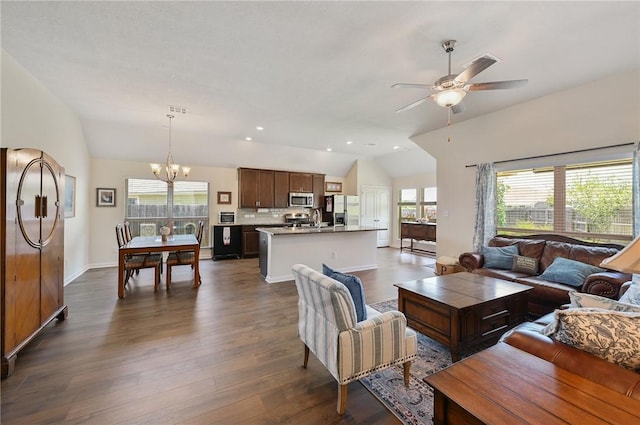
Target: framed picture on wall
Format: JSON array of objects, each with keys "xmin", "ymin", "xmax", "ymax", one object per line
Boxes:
[
  {"xmin": 96, "ymin": 188, "xmax": 116, "ymax": 207},
  {"xmin": 325, "ymin": 182, "xmax": 342, "ymax": 192},
  {"xmin": 217, "ymin": 191, "xmax": 232, "ymax": 204},
  {"xmin": 65, "ymin": 175, "xmax": 76, "ymax": 218}
]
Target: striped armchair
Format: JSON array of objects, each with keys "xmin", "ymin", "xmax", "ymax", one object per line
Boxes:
[{"xmin": 292, "ymin": 264, "xmax": 417, "ymax": 415}]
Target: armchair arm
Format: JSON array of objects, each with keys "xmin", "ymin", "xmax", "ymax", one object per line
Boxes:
[
  {"xmin": 337, "ymin": 311, "xmax": 414, "ymax": 383},
  {"xmin": 581, "ymin": 271, "xmax": 633, "ymax": 299},
  {"xmin": 459, "ymin": 252, "xmax": 483, "ymax": 271}
]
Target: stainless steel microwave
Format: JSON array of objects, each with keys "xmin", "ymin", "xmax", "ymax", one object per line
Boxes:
[
  {"xmin": 218, "ymin": 211, "xmax": 236, "ymax": 224},
  {"xmin": 289, "ymin": 192, "xmax": 314, "ymax": 207}
]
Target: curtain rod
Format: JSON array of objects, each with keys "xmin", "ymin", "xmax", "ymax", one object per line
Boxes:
[{"xmin": 464, "ymin": 142, "xmax": 636, "ymax": 168}]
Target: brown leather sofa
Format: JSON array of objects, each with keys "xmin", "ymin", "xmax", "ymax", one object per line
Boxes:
[
  {"xmin": 500, "ymin": 283, "xmax": 640, "ymax": 399},
  {"xmin": 459, "ymin": 234, "xmax": 631, "ymax": 317}
]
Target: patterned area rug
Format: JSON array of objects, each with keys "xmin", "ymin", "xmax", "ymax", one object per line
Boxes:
[{"xmin": 360, "ymin": 300, "xmax": 452, "ymax": 425}]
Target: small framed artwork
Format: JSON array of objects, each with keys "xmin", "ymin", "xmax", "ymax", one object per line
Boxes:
[
  {"xmin": 64, "ymin": 175, "xmax": 76, "ymax": 218},
  {"xmin": 325, "ymin": 182, "xmax": 342, "ymax": 193},
  {"xmin": 217, "ymin": 191, "xmax": 232, "ymax": 205},
  {"xmin": 96, "ymin": 188, "xmax": 116, "ymax": 207}
]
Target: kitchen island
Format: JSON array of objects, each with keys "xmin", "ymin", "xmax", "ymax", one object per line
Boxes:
[{"xmin": 257, "ymin": 225, "xmax": 384, "ymax": 283}]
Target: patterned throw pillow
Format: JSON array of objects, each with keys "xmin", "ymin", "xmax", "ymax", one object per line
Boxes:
[
  {"xmin": 619, "ymin": 283, "xmax": 640, "ymax": 305},
  {"xmin": 569, "ymin": 291, "xmax": 640, "ymax": 313},
  {"xmin": 511, "ymin": 255, "xmax": 539, "ymax": 275},
  {"xmin": 538, "ymin": 257, "xmax": 605, "ymax": 287},
  {"xmin": 322, "ymin": 263, "xmax": 367, "ymax": 322},
  {"xmin": 545, "ymin": 308, "xmax": 640, "ymax": 371},
  {"xmin": 482, "ymin": 244, "xmax": 519, "ymax": 270}
]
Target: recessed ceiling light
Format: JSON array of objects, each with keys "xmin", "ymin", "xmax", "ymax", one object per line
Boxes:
[
  {"xmin": 256, "ymin": 126, "xmax": 264, "ymax": 131},
  {"xmin": 393, "ymin": 146, "xmax": 400, "ymax": 150},
  {"xmin": 326, "ymin": 147, "xmax": 333, "ymax": 152},
  {"xmin": 366, "ymin": 143, "xmax": 376, "ymax": 147},
  {"xmin": 245, "ymin": 137, "xmax": 252, "ymax": 141},
  {"xmin": 346, "ymin": 140, "xmax": 353, "ymax": 145}
]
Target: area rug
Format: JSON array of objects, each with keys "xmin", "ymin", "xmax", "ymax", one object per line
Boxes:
[{"xmin": 360, "ymin": 300, "xmax": 452, "ymax": 425}]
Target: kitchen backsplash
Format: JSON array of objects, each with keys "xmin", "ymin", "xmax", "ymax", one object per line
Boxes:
[{"xmin": 235, "ymin": 207, "xmax": 312, "ymax": 225}]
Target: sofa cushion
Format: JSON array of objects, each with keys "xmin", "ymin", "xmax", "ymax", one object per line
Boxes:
[
  {"xmin": 569, "ymin": 291, "xmax": 640, "ymax": 313},
  {"xmin": 322, "ymin": 264, "xmax": 367, "ymax": 322},
  {"xmin": 619, "ymin": 282, "xmax": 640, "ymax": 305},
  {"xmin": 543, "ymin": 308, "xmax": 640, "ymax": 371},
  {"xmin": 482, "ymin": 244, "xmax": 519, "ymax": 270},
  {"xmin": 489, "ymin": 237, "xmax": 546, "ymax": 259},
  {"xmin": 539, "ymin": 257, "xmax": 605, "ymax": 287},
  {"xmin": 511, "ymin": 255, "xmax": 539, "ymax": 275}
]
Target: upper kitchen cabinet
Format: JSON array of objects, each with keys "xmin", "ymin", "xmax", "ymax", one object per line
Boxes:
[
  {"xmin": 289, "ymin": 173, "xmax": 313, "ymax": 193},
  {"xmin": 238, "ymin": 168, "xmax": 275, "ymax": 208},
  {"xmin": 312, "ymin": 174, "xmax": 325, "ymax": 208},
  {"xmin": 274, "ymin": 171, "xmax": 290, "ymax": 208}
]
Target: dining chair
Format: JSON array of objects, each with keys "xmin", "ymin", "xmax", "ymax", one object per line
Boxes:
[
  {"xmin": 124, "ymin": 221, "xmax": 163, "ymax": 275},
  {"xmin": 115, "ymin": 224, "xmax": 163, "ymax": 290},
  {"xmin": 165, "ymin": 220, "xmax": 204, "ymax": 289}
]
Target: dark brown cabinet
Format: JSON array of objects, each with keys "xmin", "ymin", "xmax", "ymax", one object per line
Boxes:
[
  {"xmin": 242, "ymin": 225, "xmax": 260, "ymax": 258},
  {"xmin": 312, "ymin": 174, "xmax": 325, "ymax": 208},
  {"xmin": 238, "ymin": 168, "xmax": 275, "ymax": 208},
  {"xmin": 1, "ymin": 148, "xmax": 67, "ymax": 378},
  {"xmin": 289, "ymin": 172, "xmax": 313, "ymax": 193},
  {"xmin": 274, "ymin": 171, "xmax": 290, "ymax": 208},
  {"xmin": 401, "ymin": 222, "xmax": 436, "ymax": 253}
]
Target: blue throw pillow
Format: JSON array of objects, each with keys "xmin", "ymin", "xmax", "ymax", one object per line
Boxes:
[
  {"xmin": 539, "ymin": 257, "xmax": 606, "ymax": 287},
  {"xmin": 322, "ymin": 264, "xmax": 367, "ymax": 322},
  {"xmin": 482, "ymin": 245, "xmax": 519, "ymax": 270}
]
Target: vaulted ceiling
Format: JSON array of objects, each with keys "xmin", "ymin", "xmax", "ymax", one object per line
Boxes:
[{"xmin": 2, "ymin": 1, "xmax": 639, "ymax": 177}]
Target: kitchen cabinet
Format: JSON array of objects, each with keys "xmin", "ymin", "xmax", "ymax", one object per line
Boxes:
[
  {"xmin": 274, "ymin": 171, "xmax": 290, "ymax": 208},
  {"xmin": 238, "ymin": 168, "xmax": 275, "ymax": 208},
  {"xmin": 400, "ymin": 222, "xmax": 436, "ymax": 254},
  {"xmin": 312, "ymin": 174, "xmax": 325, "ymax": 208},
  {"xmin": 1, "ymin": 148, "xmax": 67, "ymax": 378},
  {"xmin": 242, "ymin": 225, "xmax": 260, "ymax": 258},
  {"xmin": 289, "ymin": 172, "xmax": 313, "ymax": 193}
]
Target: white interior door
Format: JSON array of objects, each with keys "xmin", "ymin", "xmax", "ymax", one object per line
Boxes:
[{"xmin": 360, "ymin": 186, "xmax": 391, "ymax": 247}]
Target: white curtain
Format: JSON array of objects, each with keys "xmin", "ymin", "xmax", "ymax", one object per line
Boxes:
[
  {"xmin": 472, "ymin": 163, "xmax": 496, "ymax": 252},
  {"xmin": 633, "ymin": 143, "xmax": 640, "ymax": 283}
]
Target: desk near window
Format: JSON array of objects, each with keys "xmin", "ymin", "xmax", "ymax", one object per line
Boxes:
[{"xmin": 117, "ymin": 235, "xmax": 200, "ymax": 298}]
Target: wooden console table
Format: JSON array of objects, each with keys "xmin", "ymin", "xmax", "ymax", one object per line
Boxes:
[
  {"xmin": 400, "ymin": 222, "xmax": 436, "ymax": 253},
  {"xmin": 425, "ymin": 343, "xmax": 640, "ymax": 424},
  {"xmin": 395, "ymin": 273, "xmax": 531, "ymax": 361}
]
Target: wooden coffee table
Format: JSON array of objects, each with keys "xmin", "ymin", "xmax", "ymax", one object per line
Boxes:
[
  {"xmin": 425, "ymin": 343, "xmax": 640, "ymax": 424},
  {"xmin": 395, "ymin": 272, "xmax": 532, "ymax": 361}
]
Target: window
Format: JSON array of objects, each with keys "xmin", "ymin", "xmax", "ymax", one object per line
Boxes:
[
  {"xmin": 497, "ymin": 159, "xmax": 633, "ymax": 244},
  {"xmin": 125, "ymin": 179, "xmax": 210, "ymax": 246},
  {"xmin": 399, "ymin": 189, "xmax": 417, "ymax": 221},
  {"xmin": 421, "ymin": 187, "xmax": 437, "ymax": 221}
]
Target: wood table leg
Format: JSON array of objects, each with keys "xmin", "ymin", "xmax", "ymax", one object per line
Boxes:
[{"xmin": 118, "ymin": 249, "xmax": 125, "ymax": 298}]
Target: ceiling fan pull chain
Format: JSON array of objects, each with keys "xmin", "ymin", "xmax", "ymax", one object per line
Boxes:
[{"xmin": 447, "ymin": 108, "xmax": 452, "ymax": 142}]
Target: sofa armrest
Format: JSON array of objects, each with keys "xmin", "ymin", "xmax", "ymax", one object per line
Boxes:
[
  {"xmin": 459, "ymin": 252, "xmax": 483, "ymax": 271},
  {"xmin": 582, "ymin": 271, "xmax": 633, "ymax": 299},
  {"xmin": 337, "ymin": 311, "xmax": 415, "ymax": 382}
]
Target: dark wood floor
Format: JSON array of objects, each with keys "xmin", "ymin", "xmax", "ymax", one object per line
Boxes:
[{"xmin": 1, "ymin": 248, "xmax": 436, "ymax": 425}]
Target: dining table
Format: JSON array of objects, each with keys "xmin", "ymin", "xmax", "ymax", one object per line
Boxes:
[{"xmin": 118, "ymin": 234, "xmax": 201, "ymax": 298}]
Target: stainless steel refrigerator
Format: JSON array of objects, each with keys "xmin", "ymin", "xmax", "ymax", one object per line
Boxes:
[{"xmin": 344, "ymin": 195, "xmax": 360, "ymax": 226}]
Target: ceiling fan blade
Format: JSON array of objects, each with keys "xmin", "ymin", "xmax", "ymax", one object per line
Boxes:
[
  {"xmin": 391, "ymin": 83, "xmax": 433, "ymax": 89},
  {"xmin": 466, "ymin": 79, "xmax": 528, "ymax": 91},
  {"xmin": 395, "ymin": 95, "xmax": 432, "ymax": 113},
  {"xmin": 454, "ymin": 56, "xmax": 497, "ymax": 83},
  {"xmin": 451, "ymin": 102, "xmax": 466, "ymax": 114}
]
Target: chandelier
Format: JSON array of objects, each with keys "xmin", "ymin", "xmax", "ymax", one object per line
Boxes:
[{"xmin": 150, "ymin": 114, "xmax": 190, "ymax": 183}]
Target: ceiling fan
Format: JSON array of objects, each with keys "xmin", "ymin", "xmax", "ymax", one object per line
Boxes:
[{"xmin": 392, "ymin": 40, "xmax": 528, "ymax": 115}]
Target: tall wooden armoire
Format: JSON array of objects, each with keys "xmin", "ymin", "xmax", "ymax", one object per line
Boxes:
[{"xmin": 1, "ymin": 148, "xmax": 67, "ymax": 378}]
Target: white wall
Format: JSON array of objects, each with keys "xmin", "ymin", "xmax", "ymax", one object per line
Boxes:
[
  {"xmin": 1, "ymin": 50, "xmax": 91, "ymax": 284},
  {"xmin": 412, "ymin": 69, "xmax": 640, "ymax": 258}
]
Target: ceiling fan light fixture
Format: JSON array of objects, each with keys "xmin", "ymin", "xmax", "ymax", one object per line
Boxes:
[{"xmin": 434, "ymin": 89, "xmax": 466, "ymax": 108}]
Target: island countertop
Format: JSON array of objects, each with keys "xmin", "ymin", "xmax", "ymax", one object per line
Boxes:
[{"xmin": 256, "ymin": 225, "xmax": 385, "ymax": 235}]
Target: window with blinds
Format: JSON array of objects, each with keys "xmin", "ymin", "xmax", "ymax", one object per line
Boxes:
[
  {"xmin": 125, "ymin": 179, "xmax": 210, "ymax": 246},
  {"xmin": 497, "ymin": 159, "xmax": 633, "ymax": 244}
]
